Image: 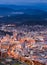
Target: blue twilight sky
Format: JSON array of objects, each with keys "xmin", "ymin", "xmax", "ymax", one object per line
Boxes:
[{"xmin": 0, "ymin": 0, "xmax": 47, "ymax": 4}]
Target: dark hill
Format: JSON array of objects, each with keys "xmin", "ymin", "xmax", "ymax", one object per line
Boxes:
[
  {"xmin": 0, "ymin": 8, "xmax": 47, "ymax": 25},
  {"xmin": 0, "ymin": 7, "xmax": 15, "ymax": 16}
]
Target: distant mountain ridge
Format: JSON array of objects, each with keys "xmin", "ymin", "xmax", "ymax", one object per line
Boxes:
[
  {"xmin": 0, "ymin": 7, "xmax": 15, "ymax": 16},
  {"xmin": 0, "ymin": 5, "xmax": 47, "ymax": 25}
]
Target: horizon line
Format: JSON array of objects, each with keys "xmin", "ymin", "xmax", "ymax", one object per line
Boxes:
[{"xmin": 0, "ymin": 2, "xmax": 47, "ymax": 5}]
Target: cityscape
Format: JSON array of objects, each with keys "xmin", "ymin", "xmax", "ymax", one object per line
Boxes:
[
  {"xmin": 0, "ymin": 24, "xmax": 47, "ymax": 65},
  {"xmin": 0, "ymin": 0, "xmax": 47, "ymax": 65}
]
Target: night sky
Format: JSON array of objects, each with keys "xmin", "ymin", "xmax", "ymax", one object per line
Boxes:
[{"xmin": 0, "ymin": 0, "xmax": 47, "ymax": 4}]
